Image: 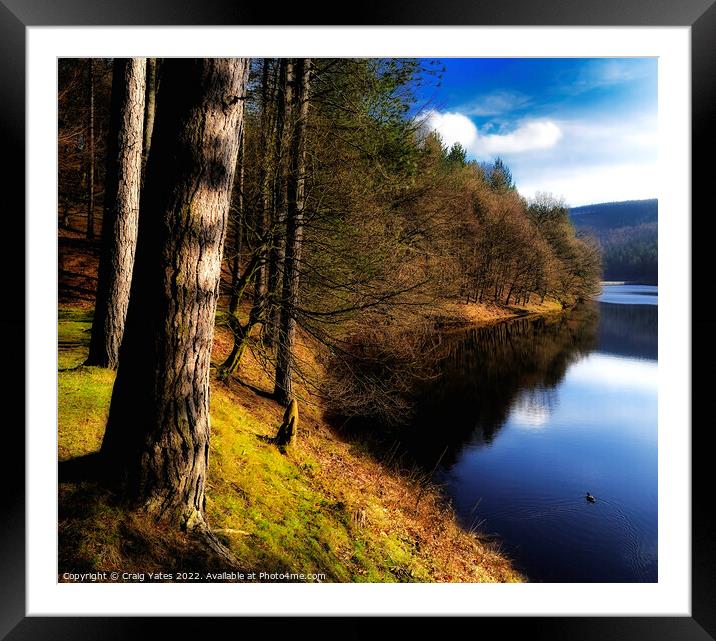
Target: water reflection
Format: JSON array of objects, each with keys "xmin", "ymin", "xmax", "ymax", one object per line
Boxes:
[
  {"xmin": 401, "ymin": 291, "xmax": 658, "ymax": 582},
  {"xmin": 509, "ymin": 388, "xmax": 558, "ymax": 429},
  {"xmin": 598, "ymin": 302, "xmax": 657, "ymax": 360},
  {"xmin": 402, "ymin": 305, "xmax": 599, "ymax": 469}
]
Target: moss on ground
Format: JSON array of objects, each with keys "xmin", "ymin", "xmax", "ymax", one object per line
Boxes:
[{"xmin": 58, "ymin": 305, "xmax": 522, "ymax": 583}]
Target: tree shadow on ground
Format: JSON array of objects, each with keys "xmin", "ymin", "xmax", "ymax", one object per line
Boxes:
[{"xmin": 58, "ymin": 452, "xmax": 307, "ymax": 582}]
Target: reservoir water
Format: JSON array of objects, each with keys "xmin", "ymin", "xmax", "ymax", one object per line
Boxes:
[{"xmin": 405, "ymin": 285, "xmax": 658, "ymax": 582}]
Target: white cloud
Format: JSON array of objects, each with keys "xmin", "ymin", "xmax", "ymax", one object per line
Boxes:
[
  {"xmin": 571, "ymin": 59, "xmax": 653, "ymax": 93},
  {"xmin": 423, "ymin": 107, "xmax": 657, "ymax": 205},
  {"xmin": 425, "ymin": 110, "xmax": 562, "ymax": 157},
  {"xmin": 517, "ymin": 161, "xmax": 658, "ymax": 207},
  {"xmin": 476, "ymin": 120, "xmax": 562, "ymax": 155},
  {"xmin": 424, "ymin": 110, "xmax": 478, "ymax": 150},
  {"xmin": 557, "ymin": 116, "xmax": 658, "ymax": 159},
  {"xmin": 511, "ymin": 113, "xmax": 658, "ymax": 204},
  {"xmin": 458, "ymin": 90, "xmax": 531, "ymax": 116}
]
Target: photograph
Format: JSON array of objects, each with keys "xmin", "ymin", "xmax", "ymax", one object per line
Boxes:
[
  {"xmin": 0, "ymin": 0, "xmax": 710, "ymax": 630},
  {"xmin": 56, "ymin": 55, "xmax": 659, "ymax": 585},
  {"xmin": 3, "ymin": 3, "xmax": 708, "ymax": 634}
]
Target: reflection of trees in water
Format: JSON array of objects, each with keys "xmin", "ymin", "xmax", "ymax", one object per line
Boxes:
[
  {"xmin": 510, "ymin": 386, "xmax": 560, "ymax": 426},
  {"xmin": 597, "ymin": 302, "xmax": 657, "ymax": 361},
  {"xmin": 402, "ymin": 304, "xmax": 599, "ymax": 468}
]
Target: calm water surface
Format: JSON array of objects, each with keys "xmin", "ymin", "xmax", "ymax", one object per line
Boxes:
[
  {"xmin": 600, "ymin": 284, "xmax": 658, "ymax": 306},
  {"xmin": 405, "ymin": 285, "xmax": 658, "ymax": 582}
]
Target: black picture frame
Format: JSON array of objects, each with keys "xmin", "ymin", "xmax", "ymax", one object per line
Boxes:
[{"xmin": 3, "ymin": 1, "xmax": 714, "ymax": 638}]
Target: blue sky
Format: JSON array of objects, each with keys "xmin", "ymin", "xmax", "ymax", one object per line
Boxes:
[{"xmin": 415, "ymin": 58, "xmax": 657, "ymax": 207}]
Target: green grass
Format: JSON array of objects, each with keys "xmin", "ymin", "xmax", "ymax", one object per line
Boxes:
[
  {"xmin": 206, "ymin": 391, "xmax": 432, "ymax": 582},
  {"xmin": 58, "ymin": 308, "xmax": 94, "ymax": 370},
  {"xmin": 58, "ymin": 366, "xmax": 114, "ymax": 461},
  {"xmin": 58, "ymin": 305, "xmax": 435, "ymax": 582},
  {"xmin": 58, "ymin": 308, "xmax": 113, "ymax": 460}
]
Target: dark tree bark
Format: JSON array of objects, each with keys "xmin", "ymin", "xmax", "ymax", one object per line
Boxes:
[
  {"xmin": 86, "ymin": 58, "xmax": 147, "ymax": 368},
  {"xmin": 274, "ymin": 399, "xmax": 298, "ymax": 447},
  {"xmin": 227, "ymin": 128, "xmax": 246, "ymax": 317},
  {"xmin": 254, "ymin": 59, "xmax": 275, "ymax": 302},
  {"xmin": 141, "ymin": 57, "xmax": 157, "ymax": 179},
  {"xmin": 274, "ymin": 59, "xmax": 311, "ymax": 406},
  {"xmin": 100, "ymin": 58, "xmax": 250, "ymax": 531},
  {"xmin": 60, "ymin": 201, "xmax": 71, "ymax": 230},
  {"xmin": 86, "ymin": 59, "xmax": 95, "ymax": 240},
  {"xmin": 264, "ymin": 59, "xmax": 292, "ymax": 347}
]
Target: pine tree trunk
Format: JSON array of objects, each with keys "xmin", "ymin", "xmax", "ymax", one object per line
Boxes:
[
  {"xmin": 227, "ymin": 129, "xmax": 246, "ymax": 316},
  {"xmin": 100, "ymin": 58, "xmax": 250, "ymax": 529},
  {"xmin": 86, "ymin": 59, "xmax": 95, "ymax": 240},
  {"xmin": 274, "ymin": 59, "xmax": 311, "ymax": 406},
  {"xmin": 87, "ymin": 58, "xmax": 147, "ymax": 368},
  {"xmin": 141, "ymin": 57, "xmax": 157, "ymax": 178},
  {"xmin": 265, "ymin": 59, "xmax": 293, "ymax": 347},
  {"xmin": 254, "ymin": 59, "xmax": 274, "ymax": 303}
]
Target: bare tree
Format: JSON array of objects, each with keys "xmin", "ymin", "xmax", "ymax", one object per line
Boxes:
[
  {"xmin": 264, "ymin": 58, "xmax": 293, "ymax": 347},
  {"xmin": 218, "ymin": 59, "xmax": 291, "ymax": 378},
  {"xmin": 274, "ymin": 58, "xmax": 311, "ymax": 405}
]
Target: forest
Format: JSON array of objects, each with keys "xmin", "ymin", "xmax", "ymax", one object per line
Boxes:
[
  {"xmin": 570, "ymin": 199, "xmax": 658, "ymax": 284},
  {"xmin": 58, "ymin": 57, "xmax": 601, "ymax": 582}
]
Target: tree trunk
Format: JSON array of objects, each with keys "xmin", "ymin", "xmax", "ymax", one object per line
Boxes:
[
  {"xmin": 254, "ymin": 59, "xmax": 275, "ymax": 303},
  {"xmin": 100, "ymin": 58, "xmax": 250, "ymax": 530},
  {"xmin": 505, "ymin": 280, "xmax": 516, "ymax": 305},
  {"xmin": 141, "ymin": 57, "xmax": 157, "ymax": 179},
  {"xmin": 86, "ymin": 59, "xmax": 95, "ymax": 240},
  {"xmin": 275, "ymin": 399, "xmax": 298, "ymax": 447},
  {"xmin": 216, "ymin": 127, "xmax": 251, "ymax": 383},
  {"xmin": 218, "ymin": 247, "xmax": 265, "ymax": 380},
  {"xmin": 86, "ymin": 58, "xmax": 147, "ymax": 368},
  {"xmin": 265, "ymin": 59, "xmax": 293, "ymax": 347},
  {"xmin": 274, "ymin": 59, "xmax": 311, "ymax": 406},
  {"xmin": 61, "ymin": 201, "xmax": 71, "ymax": 229},
  {"xmin": 218, "ymin": 60, "xmax": 289, "ymax": 377},
  {"xmin": 227, "ymin": 128, "xmax": 246, "ymax": 317},
  {"xmin": 218, "ymin": 280, "xmax": 263, "ymax": 380}
]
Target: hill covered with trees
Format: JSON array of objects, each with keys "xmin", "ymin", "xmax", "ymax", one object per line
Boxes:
[{"xmin": 570, "ymin": 199, "xmax": 658, "ymax": 284}]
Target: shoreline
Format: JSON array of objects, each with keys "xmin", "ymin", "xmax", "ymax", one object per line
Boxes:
[
  {"xmin": 58, "ymin": 301, "xmax": 526, "ymax": 583},
  {"xmin": 57, "ymin": 227, "xmax": 578, "ymax": 584},
  {"xmin": 57, "ymin": 228, "xmax": 574, "ymax": 583},
  {"xmin": 427, "ymin": 297, "xmax": 565, "ymax": 332}
]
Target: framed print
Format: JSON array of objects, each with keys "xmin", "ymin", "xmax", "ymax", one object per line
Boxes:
[{"xmin": 4, "ymin": 0, "xmax": 715, "ymax": 638}]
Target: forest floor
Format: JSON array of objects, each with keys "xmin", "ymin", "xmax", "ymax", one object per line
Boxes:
[{"xmin": 57, "ymin": 228, "xmax": 561, "ymax": 583}]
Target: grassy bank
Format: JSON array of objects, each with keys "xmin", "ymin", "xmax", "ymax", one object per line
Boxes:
[
  {"xmin": 429, "ymin": 298, "xmax": 563, "ymax": 329},
  {"xmin": 58, "ymin": 304, "xmax": 525, "ymax": 582}
]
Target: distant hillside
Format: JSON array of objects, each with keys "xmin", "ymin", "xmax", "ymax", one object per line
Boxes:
[
  {"xmin": 570, "ymin": 199, "xmax": 657, "ymax": 232},
  {"xmin": 569, "ymin": 199, "xmax": 658, "ymax": 285}
]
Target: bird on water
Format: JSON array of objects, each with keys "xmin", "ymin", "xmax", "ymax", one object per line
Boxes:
[{"xmin": 585, "ymin": 492, "xmax": 596, "ymax": 503}]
